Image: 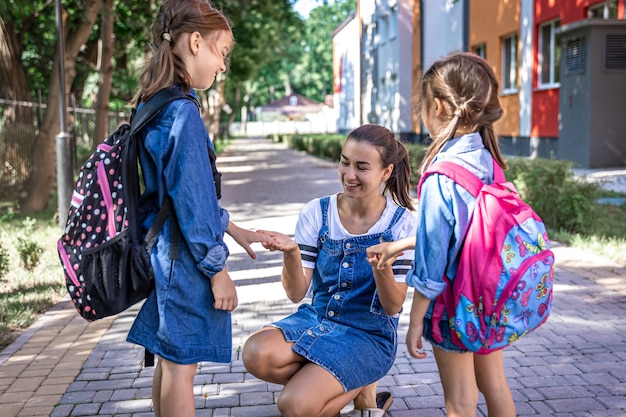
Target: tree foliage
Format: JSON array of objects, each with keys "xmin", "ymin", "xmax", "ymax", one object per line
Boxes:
[
  {"xmin": 0, "ymin": 0, "xmax": 358, "ymax": 211},
  {"xmin": 290, "ymin": 0, "xmax": 356, "ymax": 103},
  {"xmin": 240, "ymin": 0, "xmax": 356, "ymax": 117}
]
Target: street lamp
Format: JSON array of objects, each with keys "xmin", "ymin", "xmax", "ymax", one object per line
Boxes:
[{"xmin": 55, "ymin": 0, "xmax": 73, "ymax": 227}]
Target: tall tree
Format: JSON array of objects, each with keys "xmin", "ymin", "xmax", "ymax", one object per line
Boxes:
[
  {"xmin": 0, "ymin": 5, "xmax": 39, "ymax": 199},
  {"xmin": 19, "ymin": 0, "xmax": 103, "ymax": 212},
  {"xmin": 93, "ymin": 0, "xmax": 116, "ymax": 146},
  {"xmin": 208, "ymin": 0, "xmax": 300, "ymax": 137},
  {"xmin": 290, "ymin": 0, "xmax": 355, "ymax": 102}
]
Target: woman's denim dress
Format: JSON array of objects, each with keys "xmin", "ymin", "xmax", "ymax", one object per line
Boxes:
[
  {"xmin": 273, "ymin": 196, "xmax": 406, "ymax": 391},
  {"xmin": 126, "ymin": 90, "xmax": 232, "ymax": 365}
]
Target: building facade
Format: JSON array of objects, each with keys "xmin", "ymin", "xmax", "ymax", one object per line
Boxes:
[{"xmin": 332, "ymin": 0, "xmax": 626, "ymax": 166}]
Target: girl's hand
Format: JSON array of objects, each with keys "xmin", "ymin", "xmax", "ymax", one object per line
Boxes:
[
  {"xmin": 210, "ymin": 268, "xmax": 238, "ymax": 312},
  {"xmin": 257, "ymin": 230, "xmax": 298, "ymax": 253},
  {"xmin": 227, "ymin": 221, "xmax": 273, "ymax": 259},
  {"xmin": 405, "ymin": 318, "xmax": 428, "ymax": 359},
  {"xmin": 366, "ymin": 242, "xmax": 404, "ymax": 269}
]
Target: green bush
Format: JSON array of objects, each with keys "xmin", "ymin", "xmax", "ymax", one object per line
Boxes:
[
  {"xmin": 15, "ymin": 217, "xmax": 44, "ymax": 271},
  {"xmin": 283, "ymin": 134, "xmax": 617, "ymax": 238},
  {"xmin": 505, "ymin": 158, "xmax": 601, "ymax": 233},
  {"xmin": 0, "ymin": 243, "xmax": 9, "ymax": 279},
  {"xmin": 405, "ymin": 143, "xmax": 428, "ymax": 185}
]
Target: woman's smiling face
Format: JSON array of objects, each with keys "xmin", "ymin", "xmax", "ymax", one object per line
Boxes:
[{"xmin": 338, "ymin": 138, "xmax": 391, "ymax": 199}]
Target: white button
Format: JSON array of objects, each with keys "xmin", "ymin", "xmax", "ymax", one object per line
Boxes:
[
  {"xmin": 342, "ymin": 262, "xmax": 349, "ymax": 268},
  {"xmin": 333, "ymin": 294, "xmax": 341, "ymax": 300},
  {"xmin": 328, "ymin": 311, "xmax": 335, "ymax": 317},
  {"xmin": 346, "ymin": 243, "xmax": 352, "ymax": 248},
  {"xmin": 341, "ymin": 283, "xmax": 347, "ymax": 287},
  {"xmin": 307, "ymin": 329, "xmax": 313, "ymax": 336}
]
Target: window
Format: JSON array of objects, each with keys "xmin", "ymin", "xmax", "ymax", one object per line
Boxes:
[
  {"xmin": 565, "ymin": 38, "xmax": 586, "ymax": 74},
  {"xmin": 389, "ymin": 6, "xmax": 398, "ymax": 40},
  {"xmin": 473, "ymin": 43, "xmax": 486, "ymax": 59},
  {"xmin": 380, "ymin": 16, "xmax": 389, "ymax": 44},
  {"xmin": 539, "ymin": 20, "xmax": 561, "ymax": 87},
  {"xmin": 588, "ymin": 1, "xmax": 618, "ymax": 19},
  {"xmin": 502, "ymin": 35, "xmax": 518, "ymax": 92}
]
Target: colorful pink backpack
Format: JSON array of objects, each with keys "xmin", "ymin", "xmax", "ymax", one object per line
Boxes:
[{"xmin": 418, "ymin": 160, "xmax": 555, "ymax": 354}]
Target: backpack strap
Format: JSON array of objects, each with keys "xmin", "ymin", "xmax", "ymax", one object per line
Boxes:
[
  {"xmin": 417, "ymin": 158, "xmax": 506, "ymax": 199},
  {"xmin": 417, "ymin": 158, "xmax": 506, "ymax": 345},
  {"xmin": 125, "ymin": 89, "xmax": 194, "ymax": 259}
]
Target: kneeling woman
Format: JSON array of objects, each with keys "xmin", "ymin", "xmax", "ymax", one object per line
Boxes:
[{"xmin": 243, "ymin": 124, "xmax": 417, "ymax": 417}]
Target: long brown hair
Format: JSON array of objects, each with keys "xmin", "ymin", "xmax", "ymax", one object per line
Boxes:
[
  {"xmin": 419, "ymin": 52, "xmax": 506, "ymax": 173},
  {"xmin": 133, "ymin": 0, "xmax": 233, "ymax": 105},
  {"xmin": 346, "ymin": 124, "xmax": 415, "ymax": 211}
]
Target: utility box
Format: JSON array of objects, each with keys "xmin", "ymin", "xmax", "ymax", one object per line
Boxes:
[{"xmin": 558, "ymin": 19, "xmax": 626, "ymax": 168}]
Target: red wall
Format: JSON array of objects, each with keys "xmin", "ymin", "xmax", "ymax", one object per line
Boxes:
[{"xmin": 532, "ymin": 0, "xmax": 625, "ymax": 138}]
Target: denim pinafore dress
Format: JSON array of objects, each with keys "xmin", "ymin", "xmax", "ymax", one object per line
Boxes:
[{"xmin": 272, "ymin": 196, "xmax": 406, "ymax": 391}]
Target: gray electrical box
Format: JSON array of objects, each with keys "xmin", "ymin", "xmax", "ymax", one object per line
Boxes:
[{"xmin": 558, "ymin": 19, "xmax": 626, "ymax": 168}]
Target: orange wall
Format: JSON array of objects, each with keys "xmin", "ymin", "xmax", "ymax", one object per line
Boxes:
[
  {"xmin": 469, "ymin": 0, "xmax": 520, "ymax": 136},
  {"xmin": 532, "ymin": 0, "xmax": 625, "ymax": 138}
]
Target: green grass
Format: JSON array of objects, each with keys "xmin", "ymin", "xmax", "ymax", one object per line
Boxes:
[{"xmin": 0, "ymin": 208, "xmax": 67, "ymax": 351}]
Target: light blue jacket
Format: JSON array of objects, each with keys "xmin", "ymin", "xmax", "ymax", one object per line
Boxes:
[{"xmin": 407, "ymin": 132, "xmax": 495, "ymax": 318}]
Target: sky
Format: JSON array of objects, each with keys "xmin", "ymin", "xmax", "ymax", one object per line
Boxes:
[{"xmin": 293, "ymin": 0, "xmax": 334, "ymax": 18}]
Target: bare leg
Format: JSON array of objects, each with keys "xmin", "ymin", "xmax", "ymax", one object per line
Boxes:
[
  {"xmin": 352, "ymin": 382, "xmax": 377, "ymax": 410},
  {"xmin": 279, "ymin": 362, "xmax": 359, "ymax": 417},
  {"xmin": 153, "ymin": 359, "xmax": 163, "ymax": 417},
  {"xmin": 474, "ymin": 350, "xmax": 516, "ymax": 417},
  {"xmin": 432, "ymin": 347, "xmax": 478, "ymax": 417},
  {"xmin": 243, "ymin": 327, "xmax": 359, "ymax": 417},
  {"xmin": 157, "ymin": 357, "xmax": 198, "ymax": 417},
  {"xmin": 243, "ymin": 327, "xmax": 307, "ymax": 384}
]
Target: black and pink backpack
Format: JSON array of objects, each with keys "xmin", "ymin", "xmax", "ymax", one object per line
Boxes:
[{"xmin": 57, "ymin": 88, "xmax": 194, "ymax": 321}]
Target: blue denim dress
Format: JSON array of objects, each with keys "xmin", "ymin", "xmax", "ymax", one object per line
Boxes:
[
  {"xmin": 273, "ymin": 197, "xmax": 406, "ymax": 391},
  {"xmin": 127, "ymin": 89, "xmax": 232, "ymax": 365}
]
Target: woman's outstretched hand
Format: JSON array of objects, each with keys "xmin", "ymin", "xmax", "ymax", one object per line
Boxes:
[{"xmin": 257, "ymin": 230, "xmax": 298, "ymax": 253}]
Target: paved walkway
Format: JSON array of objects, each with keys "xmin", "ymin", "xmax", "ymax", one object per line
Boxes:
[{"xmin": 1, "ymin": 137, "xmax": 626, "ymax": 417}]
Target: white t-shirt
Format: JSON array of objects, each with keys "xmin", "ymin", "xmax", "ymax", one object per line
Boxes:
[{"xmin": 296, "ymin": 194, "xmax": 418, "ymax": 283}]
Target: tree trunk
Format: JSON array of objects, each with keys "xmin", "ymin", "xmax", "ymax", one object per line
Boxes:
[
  {"xmin": 0, "ymin": 15, "xmax": 30, "ymax": 101},
  {"xmin": 0, "ymin": 14, "xmax": 35, "ymax": 199},
  {"xmin": 226, "ymin": 84, "xmax": 241, "ymax": 139},
  {"xmin": 93, "ymin": 0, "xmax": 115, "ymax": 147},
  {"xmin": 200, "ymin": 75, "xmax": 226, "ymax": 142},
  {"xmin": 19, "ymin": 0, "xmax": 103, "ymax": 213}
]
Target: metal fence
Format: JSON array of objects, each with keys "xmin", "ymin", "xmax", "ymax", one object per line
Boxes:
[{"xmin": 0, "ymin": 98, "xmax": 128, "ymax": 200}]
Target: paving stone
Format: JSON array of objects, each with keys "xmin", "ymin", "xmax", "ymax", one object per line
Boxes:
[{"xmin": 69, "ymin": 402, "xmax": 101, "ymax": 416}]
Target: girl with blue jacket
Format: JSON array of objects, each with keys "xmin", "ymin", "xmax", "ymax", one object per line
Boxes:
[
  {"xmin": 126, "ymin": 1, "xmax": 269, "ymax": 416},
  {"xmin": 367, "ymin": 52, "xmax": 516, "ymax": 417}
]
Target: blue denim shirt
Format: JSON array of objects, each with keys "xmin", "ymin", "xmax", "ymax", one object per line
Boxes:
[
  {"xmin": 407, "ymin": 132, "xmax": 494, "ymax": 314},
  {"xmin": 137, "ymin": 89, "xmax": 230, "ymax": 278}
]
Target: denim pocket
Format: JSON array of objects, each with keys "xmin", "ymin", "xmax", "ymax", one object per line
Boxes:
[{"xmin": 369, "ymin": 289, "xmax": 385, "ymax": 315}]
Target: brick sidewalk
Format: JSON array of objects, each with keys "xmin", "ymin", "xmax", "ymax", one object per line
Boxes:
[{"xmin": 1, "ymin": 137, "xmax": 625, "ymax": 417}]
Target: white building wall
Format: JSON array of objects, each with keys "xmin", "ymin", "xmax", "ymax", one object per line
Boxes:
[
  {"xmin": 333, "ymin": 14, "xmax": 361, "ymax": 133},
  {"xmin": 519, "ymin": 0, "xmax": 534, "ymax": 138},
  {"xmin": 422, "ymin": 0, "xmax": 465, "ymax": 68},
  {"xmin": 359, "ymin": 0, "xmax": 414, "ymax": 134}
]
